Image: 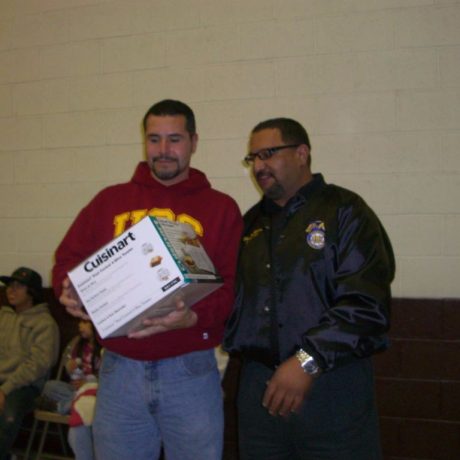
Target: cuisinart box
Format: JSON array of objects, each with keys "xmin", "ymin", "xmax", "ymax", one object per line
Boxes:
[{"xmin": 68, "ymin": 216, "xmax": 223, "ymax": 339}]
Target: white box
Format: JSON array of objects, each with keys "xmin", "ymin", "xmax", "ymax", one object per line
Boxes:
[{"xmin": 68, "ymin": 216, "xmax": 223, "ymax": 338}]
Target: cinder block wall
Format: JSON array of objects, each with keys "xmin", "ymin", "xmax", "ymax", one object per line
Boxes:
[{"xmin": 0, "ymin": 1, "xmax": 459, "ymax": 299}]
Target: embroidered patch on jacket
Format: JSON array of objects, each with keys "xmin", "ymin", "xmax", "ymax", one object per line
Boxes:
[
  {"xmin": 243, "ymin": 228, "xmax": 263, "ymax": 245},
  {"xmin": 305, "ymin": 221, "xmax": 326, "ymax": 250}
]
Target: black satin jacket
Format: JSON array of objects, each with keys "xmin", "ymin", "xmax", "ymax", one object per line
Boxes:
[{"xmin": 224, "ymin": 174, "xmax": 395, "ymax": 371}]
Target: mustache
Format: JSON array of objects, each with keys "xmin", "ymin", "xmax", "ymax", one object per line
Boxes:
[
  {"xmin": 255, "ymin": 170, "xmax": 274, "ymax": 180},
  {"xmin": 153, "ymin": 155, "xmax": 177, "ymax": 162}
]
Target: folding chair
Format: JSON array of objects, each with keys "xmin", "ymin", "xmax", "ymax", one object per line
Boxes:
[{"xmin": 24, "ymin": 336, "xmax": 80, "ymax": 460}]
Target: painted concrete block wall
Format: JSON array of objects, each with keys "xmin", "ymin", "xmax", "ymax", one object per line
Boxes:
[{"xmin": 0, "ymin": 0, "xmax": 459, "ymax": 298}]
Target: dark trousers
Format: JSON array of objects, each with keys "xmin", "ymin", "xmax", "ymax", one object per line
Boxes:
[
  {"xmin": 237, "ymin": 359, "xmax": 382, "ymax": 460},
  {"xmin": 0, "ymin": 385, "xmax": 39, "ymax": 459}
]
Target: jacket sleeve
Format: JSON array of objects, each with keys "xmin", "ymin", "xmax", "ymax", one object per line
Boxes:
[
  {"xmin": 1, "ymin": 316, "xmax": 59, "ymax": 395},
  {"xmin": 301, "ymin": 199, "xmax": 395, "ymax": 371}
]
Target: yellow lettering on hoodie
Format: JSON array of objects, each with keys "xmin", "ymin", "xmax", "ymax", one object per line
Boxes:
[{"xmin": 113, "ymin": 209, "xmax": 203, "ymax": 237}]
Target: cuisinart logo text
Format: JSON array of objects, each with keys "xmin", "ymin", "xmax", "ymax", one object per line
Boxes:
[{"xmin": 84, "ymin": 232, "xmax": 136, "ymax": 272}]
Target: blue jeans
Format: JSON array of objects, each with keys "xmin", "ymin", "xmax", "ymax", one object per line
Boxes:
[
  {"xmin": 42, "ymin": 380, "xmax": 75, "ymax": 415},
  {"xmin": 92, "ymin": 349, "xmax": 223, "ymax": 460},
  {"xmin": 68, "ymin": 425, "xmax": 95, "ymax": 460}
]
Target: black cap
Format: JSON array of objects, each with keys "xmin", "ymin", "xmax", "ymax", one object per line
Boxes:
[{"xmin": 0, "ymin": 267, "xmax": 43, "ymax": 293}]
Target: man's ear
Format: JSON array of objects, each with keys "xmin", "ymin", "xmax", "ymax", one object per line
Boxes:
[{"xmin": 296, "ymin": 144, "xmax": 310, "ymax": 166}]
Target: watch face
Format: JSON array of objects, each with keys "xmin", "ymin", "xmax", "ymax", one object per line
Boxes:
[
  {"xmin": 301, "ymin": 357, "xmax": 320, "ymax": 375},
  {"xmin": 305, "ymin": 361, "xmax": 319, "ymax": 374}
]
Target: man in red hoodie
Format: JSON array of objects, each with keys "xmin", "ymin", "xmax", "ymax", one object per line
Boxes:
[{"xmin": 53, "ymin": 99, "xmax": 243, "ymax": 460}]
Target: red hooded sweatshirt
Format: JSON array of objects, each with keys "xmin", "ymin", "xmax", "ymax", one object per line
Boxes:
[{"xmin": 53, "ymin": 162, "xmax": 243, "ymax": 361}]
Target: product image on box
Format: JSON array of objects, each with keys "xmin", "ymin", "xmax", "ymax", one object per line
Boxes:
[{"xmin": 68, "ymin": 216, "xmax": 223, "ymax": 338}]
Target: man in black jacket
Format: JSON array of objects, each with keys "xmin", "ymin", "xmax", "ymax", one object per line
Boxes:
[{"xmin": 224, "ymin": 118, "xmax": 395, "ymax": 460}]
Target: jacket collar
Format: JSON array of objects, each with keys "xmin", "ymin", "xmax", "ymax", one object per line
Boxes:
[{"xmin": 262, "ymin": 173, "xmax": 326, "ymax": 216}]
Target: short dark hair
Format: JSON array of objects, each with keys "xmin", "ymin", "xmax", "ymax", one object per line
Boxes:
[
  {"xmin": 251, "ymin": 118, "xmax": 311, "ymax": 150},
  {"xmin": 142, "ymin": 99, "xmax": 196, "ymax": 135}
]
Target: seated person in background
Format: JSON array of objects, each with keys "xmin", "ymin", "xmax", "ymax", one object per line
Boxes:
[
  {"xmin": 38, "ymin": 319, "xmax": 101, "ymax": 414},
  {"xmin": 37, "ymin": 319, "xmax": 101, "ymax": 460},
  {"xmin": 0, "ymin": 267, "xmax": 60, "ymax": 460}
]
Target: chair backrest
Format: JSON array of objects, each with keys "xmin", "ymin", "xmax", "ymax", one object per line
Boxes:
[
  {"xmin": 22, "ymin": 335, "xmax": 81, "ymax": 460},
  {"xmin": 54, "ymin": 335, "xmax": 81, "ymax": 381}
]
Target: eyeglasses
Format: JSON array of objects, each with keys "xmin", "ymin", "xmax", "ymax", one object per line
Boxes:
[{"xmin": 243, "ymin": 144, "xmax": 300, "ymax": 165}]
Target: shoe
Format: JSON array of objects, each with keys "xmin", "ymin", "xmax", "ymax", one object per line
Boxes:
[{"xmin": 35, "ymin": 395, "xmax": 58, "ymax": 412}]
